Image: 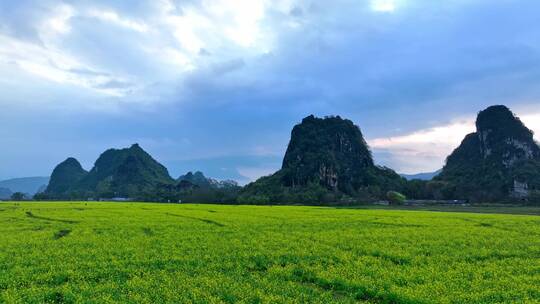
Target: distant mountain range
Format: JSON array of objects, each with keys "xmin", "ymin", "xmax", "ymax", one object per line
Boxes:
[
  {"xmin": 0, "ymin": 187, "xmax": 12, "ymax": 200},
  {"xmin": 400, "ymin": 170, "xmax": 441, "ymax": 181},
  {"xmin": 18, "ymin": 104, "xmax": 540, "ymax": 204},
  {"xmin": 43, "ymin": 144, "xmax": 239, "ymax": 201},
  {"xmin": 0, "ymin": 177, "xmax": 49, "ymax": 198},
  {"xmin": 44, "ymin": 144, "xmax": 176, "ymax": 199},
  {"xmin": 178, "ymin": 171, "xmax": 239, "ymax": 189}
]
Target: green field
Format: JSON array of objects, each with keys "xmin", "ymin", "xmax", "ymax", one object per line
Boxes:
[{"xmin": 1, "ymin": 202, "xmax": 539, "ymax": 303}]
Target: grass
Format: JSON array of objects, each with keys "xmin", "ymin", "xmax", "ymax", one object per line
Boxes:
[
  {"xmin": 0, "ymin": 202, "xmax": 539, "ymax": 303},
  {"xmin": 341, "ymin": 204, "xmax": 540, "ymax": 216}
]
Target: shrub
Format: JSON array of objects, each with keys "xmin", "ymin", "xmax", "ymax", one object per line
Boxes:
[
  {"xmin": 10, "ymin": 192, "xmax": 26, "ymax": 201},
  {"xmin": 386, "ymin": 191, "xmax": 406, "ymax": 205}
]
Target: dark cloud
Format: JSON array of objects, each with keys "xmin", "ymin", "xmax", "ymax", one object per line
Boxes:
[
  {"xmin": 1, "ymin": 0, "xmax": 540, "ymax": 180},
  {"xmin": 94, "ymin": 79, "xmax": 133, "ymax": 89},
  {"xmin": 212, "ymin": 58, "xmax": 245, "ymax": 76}
]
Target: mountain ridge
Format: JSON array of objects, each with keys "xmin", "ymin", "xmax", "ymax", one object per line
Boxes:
[
  {"xmin": 400, "ymin": 170, "xmax": 441, "ymax": 181},
  {"xmin": 45, "ymin": 144, "xmax": 174, "ymax": 199},
  {"xmin": 178, "ymin": 171, "xmax": 239, "ymax": 189},
  {"xmin": 239, "ymin": 115, "xmax": 405, "ymax": 204},
  {"xmin": 0, "ymin": 176, "xmax": 50, "ymax": 195},
  {"xmin": 0, "ymin": 187, "xmax": 12, "ymax": 200},
  {"xmin": 435, "ymin": 105, "xmax": 540, "ymax": 201},
  {"xmin": 34, "ymin": 105, "xmax": 540, "ymax": 204}
]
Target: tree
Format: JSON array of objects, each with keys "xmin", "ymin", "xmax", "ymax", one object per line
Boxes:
[
  {"xmin": 387, "ymin": 191, "xmax": 406, "ymax": 205},
  {"xmin": 10, "ymin": 192, "xmax": 25, "ymax": 201}
]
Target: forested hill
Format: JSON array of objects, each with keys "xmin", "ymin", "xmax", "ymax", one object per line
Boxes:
[
  {"xmin": 39, "ymin": 106, "xmax": 540, "ymax": 204},
  {"xmin": 239, "ymin": 115, "xmax": 405, "ymax": 204},
  {"xmin": 44, "ymin": 144, "xmax": 173, "ymax": 199},
  {"xmin": 435, "ymin": 105, "xmax": 540, "ymax": 202}
]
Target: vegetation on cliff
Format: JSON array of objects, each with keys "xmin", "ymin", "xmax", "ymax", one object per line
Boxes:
[
  {"xmin": 433, "ymin": 105, "xmax": 540, "ymax": 202},
  {"xmin": 240, "ymin": 115, "xmax": 406, "ymax": 204},
  {"xmin": 39, "ymin": 106, "xmax": 540, "ymax": 205}
]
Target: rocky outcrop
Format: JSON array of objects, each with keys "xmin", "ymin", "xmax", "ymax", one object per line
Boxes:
[
  {"xmin": 240, "ymin": 115, "xmax": 405, "ymax": 203},
  {"xmin": 437, "ymin": 105, "xmax": 540, "ymax": 201},
  {"xmin": 280, "ymin": 115, "xmax": 379, "ymax": 193}
]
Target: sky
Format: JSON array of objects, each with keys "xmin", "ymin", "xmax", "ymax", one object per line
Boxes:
[{"xmin": 1, "ymin": 0, "xmax": 540, "ymax": 184}]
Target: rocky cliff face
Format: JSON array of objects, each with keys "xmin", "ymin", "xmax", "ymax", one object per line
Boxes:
[
  {"xmin": 281, "ymin": 115, "xmax": 376, "ymax": 192},
  {"xmin": 475, "ymin": 105, "xmax": 540, "ymax": 165},
  {"xmin": 240, "ymin": 115, "xmax": 404, "ymax": 203},
  {"xmin": 437, "ymin": 105, "xmax": 540, "ymax": 201},
  {"xmin": 45, "ymin": 157, "xmax": 88, "ymax": 195}
]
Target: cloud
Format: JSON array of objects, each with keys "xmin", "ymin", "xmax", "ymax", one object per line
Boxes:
[
  {"xmin": 369, "ymin": 110, "xmax": 540, "ymax": 173},
  {"xmin": 43, "ymin": 4, "xmax": 75, "ymax": 36},
  {"xmin": 212, "ymin": 58, "xmax": 246, "ymax": 75},
  {"xmin": 371, "ymin": 0, "xmax": 396, "ymax": 12},
  {"xmin": 369, "ymin": 120, "xmax": 475, "ymax": 153},
  {"xmin": 237, "ymin": 166, "xmax": 279, "ymax": 184},
  {"xmin": 0, "ymin": 0, "xmax": 293, "ymax": 108},
  {"xmin": 2, "ymin": 0, "xmax": 540, "ymax": 181},
  {"xmin": 521, "ymin": 113, "xmax": 540, "ymax": 142},
  {"xmin": 369, "ymin": 120, "xmax": 475, "ymax": 173},
  {"xmin": 0, "ymin": 33, "xmax": 136, "ymax": 97},
  {"xmin": 87, "ymin": 9, "xmax": 149, "ymax": 33}
]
